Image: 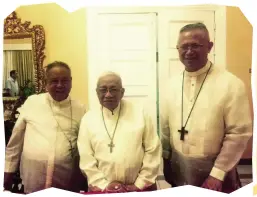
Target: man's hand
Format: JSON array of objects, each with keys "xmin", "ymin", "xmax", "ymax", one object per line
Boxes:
[
  {"xmin": 124, "ymin": 184, "xmax": 140, "ymax": 192},
  {"xmin": 201, "ymin": 176, "xmax": 223, "ymax": 192},
  {"xmin": 105, "ymin": 181, "xmax": 127, "ymax": 193},
  {"xmin": 88, "ymin": 185, "xmax": 102, "ymax": 192},
  {"xmin": 4, "ymin": 172, "xmax": 15, "ymax": 191}
]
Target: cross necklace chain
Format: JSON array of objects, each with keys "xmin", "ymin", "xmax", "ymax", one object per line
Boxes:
[
  {"xmin": 179, "ymin": 63, "xmax": 212, "ymax": 141},
  {"xmin": 48, "ymin": 98, "xmax": 74, "ymax": 158},
  {"xmin": 101, "ymin": 105, "xmax": 121, "ymax": 153}
]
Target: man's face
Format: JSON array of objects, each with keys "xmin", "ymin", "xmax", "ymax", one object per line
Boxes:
[
  {"xmin": 96, "ymin": 75, "xmax": 124, "ymax": 111},
  {"xmin": 12, "ymin": 71, "xmax": 18, "ymax": 79},
  {"xmin": 177, "ymin": 29, "xmax": 213, "ymax": 72},
  {"xmin": 46, "ymin": 66, "xmax": 72, "ymax": 102}
]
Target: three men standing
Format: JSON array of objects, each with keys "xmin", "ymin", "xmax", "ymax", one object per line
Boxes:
[{"xmin": 4, "ymin": 22, "xmax": 253, "ymax": 195}]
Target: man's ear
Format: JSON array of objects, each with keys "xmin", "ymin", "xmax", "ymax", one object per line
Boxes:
[
  {"xmin": 70, "ymin": 77, "xmax": 72, "ymax": 88},
  {"xmin": 121, "ymin": 88, "xmax": 125, "ymax": 97},
  {"xmin": 208, "ymin": 41, "xmax": 214, "ymax": 53},
  {"xmin": 122, "ymin": 88, "xmax": 125, "ymax": 93}
]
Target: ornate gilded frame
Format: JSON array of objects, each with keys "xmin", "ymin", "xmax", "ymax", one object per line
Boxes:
[{"xmin": 4, "ymin": 11, "xmax": 46, "ymax": 93}]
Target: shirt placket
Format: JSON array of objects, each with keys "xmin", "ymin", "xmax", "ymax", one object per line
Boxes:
[
  {"xmin": 187, "ymin": 76, "xmax": 197, "ymax": 130},
  {"xmin": 189, "ymin": 76, "xmax": 197, "ymax": 105},
  {"xmin": 184, "ymin": 76, "xmax": 197, "ymax": 148},
  {"xmin": 45, "ymin": 102, "xmax": 59, "ymax": 189},
  {"xmin": 182, "ymin": 76, "xmax": 195, "ymax": 154}
]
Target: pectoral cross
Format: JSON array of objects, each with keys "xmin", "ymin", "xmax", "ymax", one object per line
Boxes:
[
  {"xmin": 108, "ymin": 141, "xmax": 115, "ymax": 153},
  {"xmin": 178, "ymin": 127, "xmax": 188, "ymax": 141}
]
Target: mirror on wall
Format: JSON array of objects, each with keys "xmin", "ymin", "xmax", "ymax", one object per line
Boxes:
[
  {"xmin": 3, "ymin": 37, "xmax": 35, "ymax": 97},
  {"xmin": 3, "ymin": 11, "xmax": 46, "ymax": 98},
  {"xmin": 3, "ymin": 11, "xmax": 46, "ymax": 122}
]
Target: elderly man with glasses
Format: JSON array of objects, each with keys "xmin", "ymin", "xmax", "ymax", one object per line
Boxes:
[{"xmin": 77, "ymin": 71, "xmax": 161, "ymax": 194}]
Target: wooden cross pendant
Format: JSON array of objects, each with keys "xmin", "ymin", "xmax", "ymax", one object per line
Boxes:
[
  {"xmin": 178, "ymin": 127, "xmax": 188, "ymax": 141},
  {"xmin": 108, "ymin": 141, "xmax": 115, "ymax": 153}
]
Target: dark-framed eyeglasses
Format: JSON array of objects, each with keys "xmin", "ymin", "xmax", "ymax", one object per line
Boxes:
[
  {"xmin": 97, "ymin": 88, "xmax": 122, "ymax": 95},
  {"xmin": 48, "ymin": 79, "xmax": 71, "ymax": 86},
  {"xmin": 177, "ymin": 43, "xmax": 204, "ymax": 52}
]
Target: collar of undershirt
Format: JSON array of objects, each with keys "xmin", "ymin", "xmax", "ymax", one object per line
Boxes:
[
  {"xmin": 101, "ymin": 101, "xmax": 122, "ymax": 117},
  {"xmin": 184, "ymin": 60, "xmax": 212, "ymax": 77},
  {"xmin": 47, "ymin": 92, "xmax": 71, "ymax": 106}
]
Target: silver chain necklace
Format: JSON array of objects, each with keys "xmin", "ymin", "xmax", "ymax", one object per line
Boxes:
[
  {"xmin": 48, "ymin": 97, "xmax": 74, "ymax": 159},
  {"xmin": 101, "ymin": 105, "xmax": 121, "ymax": 153}
]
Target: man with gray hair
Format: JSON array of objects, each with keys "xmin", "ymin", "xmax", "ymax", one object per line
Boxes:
[
  {"xmin": 160, "ymin": 22, "xmax": 252, "ymax": 193},
  {"xmin": 78, "ymin": 71, "xmax": 161, "ymax": 193}
]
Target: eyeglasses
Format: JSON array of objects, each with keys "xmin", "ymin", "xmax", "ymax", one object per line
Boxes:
[
  {"xmin": 97, "ymin": 88, "xmax": 122, "ymax": 95},
  {"xmin": 48, "ymin": 79, "xmax": 71, "ymax": 86},
  {"xmin": 177, "ymin": 44, "xmax": 204, "ymax": 51}
]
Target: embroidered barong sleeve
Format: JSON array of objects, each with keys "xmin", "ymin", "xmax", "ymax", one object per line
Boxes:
[
  {"xmin": 210, "ymin": 79, "xmax": 253, "ymax": 181},
  {"xmin": 134, "ymin": 108, "xmax": 161, "ymax": 189},
  {"xmin": 78, "ymin": 114, "xmax": 110, "ymax": 190},
  {"xmin": 5, "ymin": 98, "xmax": 30, "ymax": 172}
]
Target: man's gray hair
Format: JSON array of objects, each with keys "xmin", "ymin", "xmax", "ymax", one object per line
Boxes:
[
  {"xmin": 97, "ymin": 71, "xmax": 123, "ymax": 87},
  {"xmin": 180, "ymin": 22, "xmax": 209, "ymax": 33}
]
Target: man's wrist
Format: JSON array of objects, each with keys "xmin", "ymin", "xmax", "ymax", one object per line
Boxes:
[{"xmin": 210, "ymin": 167, "xmax": 226, "ymax": 181}]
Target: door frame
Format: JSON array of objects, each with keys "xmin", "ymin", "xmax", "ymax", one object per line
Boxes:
[{"xmin": 86, "ymin": 5, "xmax": 227, "ymax": 109}]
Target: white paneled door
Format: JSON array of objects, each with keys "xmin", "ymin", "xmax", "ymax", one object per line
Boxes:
[
  {"xmin": 89, "ymin": 13, "xmax": 158, "ymax": 129},
  {"xmin": 88, "ymin": 9, "xmax": 216, "ymax": 133}
]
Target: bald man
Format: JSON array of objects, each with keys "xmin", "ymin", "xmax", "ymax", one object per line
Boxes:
[{"xmin": 77, "ymin": 71, "xmax": 161, "ymax": 193}]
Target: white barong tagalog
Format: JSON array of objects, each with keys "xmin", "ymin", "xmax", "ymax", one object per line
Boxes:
[
  {"xmin": 5, "ymin": 93, "xmax": 87, "ymax": 193},
  {"xmin": 78, "ymin": 99, "xmax": 161, "ymax": 190},
  {"xmin": 160, "ymin": 61, "xmax": 252, "ymax": 186}
]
